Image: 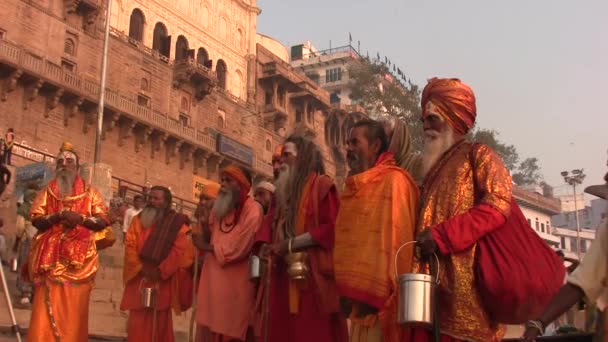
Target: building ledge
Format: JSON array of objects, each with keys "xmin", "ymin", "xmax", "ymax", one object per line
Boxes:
[{"xmin": 513, "ymin": 185, "xmax": 561, "ymax": 215}]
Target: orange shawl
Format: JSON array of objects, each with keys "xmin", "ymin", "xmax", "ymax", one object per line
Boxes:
[
  {"xmin": 334, "ymin": 153, "xmax": 419, "ymax": 340},
  {"xmin": 289, "ymin": 173, "xmax": 340, "ymax": 315}
]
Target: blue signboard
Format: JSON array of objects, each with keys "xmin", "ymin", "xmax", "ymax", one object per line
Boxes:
[
  {"xmin": 217, "ymin": 134, "xmax": 254, "ymax": 166},
  {"xmin": 16, "ymin": 162, "xmax": 49, "ymax": 183}
]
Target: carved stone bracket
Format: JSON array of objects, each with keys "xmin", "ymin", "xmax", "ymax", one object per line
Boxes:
[
  {"xmin": 23, "ymin": 79, "xmax": 44, "ymax": 110},
  {"xmin": 194, "ymin": 81, "xmax": 214, "ymax": 101},
  {"xmin": 164, "ymin": 139, "xmax": 181, "ymax": 165},
  {"xmin": 1, "ymin": 69, "xmax": 23, "ymax": 101},
  {"xmin": 63, "ymin": 96, "xmax": 83, "ymax": 126},
  {"xmin": 102, "ymin": 112, "xmax": 120, "ymax": 140},
  {"xmin": 206, "ymin": 155, "xmax": 222, "ymax": 179},
  {"xmin": 151, "ymin": 132, "xmax": 167, "ymax": 159},
  {"xmin": 178, "ymin": 144, "xmax": 193, "ymax": 170},
  {"xmin": 82, "ymin": 109, "xmax": 97, "ymax": 134},
  {"xmin": 45, "ymin": 88, "xmax": 64, "ymax": 118},
  {"xmin": 192, "ymin": 150, "xmax": 209, "ymax": 175},
  {"xmin": 135, "ymin": 126, "xmax": 153, "ymax": 153},
  {"xmin": 118, "ymin": 119, "xmax": 137, "ymax": 147}
]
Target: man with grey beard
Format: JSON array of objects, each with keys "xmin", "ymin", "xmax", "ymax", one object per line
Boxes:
[
  {"xmin": 27, "ymin": 142, "xmax": 112, "ymax": 341},
  {"xmin": 121, "ymin": 185, "xmax": 195, "ymax": 342},
  {"xmin": 410, "ymin": 78, "xmax": 513, "ymax": 342},
  {"xmin": 196, "ymin": 165, "xmax": 262, "ymax": 341}
]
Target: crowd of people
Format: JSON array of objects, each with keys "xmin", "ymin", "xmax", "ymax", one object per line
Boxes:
[{"xmin": 2, "ymin": 77, "xmax": 606, "ymax": 342}]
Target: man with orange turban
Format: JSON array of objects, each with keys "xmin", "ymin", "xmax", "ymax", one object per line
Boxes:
[
  {"xmin": 195, "ymin": 164, "xmax": 263, "ymax": 341},
  {"xmin": 27, "ymin": 142, "xmax": 113, "ymax": 341},
  {"xmin": 411, "ymin": 78, "xmax": 513, "ymax": 341}
]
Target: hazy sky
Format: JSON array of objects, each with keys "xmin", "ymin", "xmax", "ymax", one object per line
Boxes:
[{"xmin": 257, "ymin": 0, "xmax": 607, "ymax": 198}]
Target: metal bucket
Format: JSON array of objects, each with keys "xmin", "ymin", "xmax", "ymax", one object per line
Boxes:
[
  {"xmin": 140, "ymin": 287, "xmax": 157, "ymax": 308},
  {"xmin": 397, "ymin": 273, "xmax": 435, "ymax": 327},
  {"xmin": 249, "ymin": 254, "xmax": 261, "ymax": 280},
  {"xmin": 394, "ymin": 241, "xmax": 440, "ymax": 328}
]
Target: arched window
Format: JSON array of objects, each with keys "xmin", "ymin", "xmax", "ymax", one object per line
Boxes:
[
  {"xmin": 197, "ymin": 48, "xmax": 209, "ymax": 67},
  {"xmin": 216, "ymin": 59, "xmax": 227, "ymax": 90},
  {"xmin": 236, "ymin": 28, "xmax": 244, "ymax": 50},
  {"xmin": 265, "ymin": 139, "xmax": 271, "ymax": 152},
  {"xmin": 201, "ymin": 6, "xmax": 209, "ymax": 28},
  {"xmin": 175, "ymin": 35, "xmax": 189, "ymax": 61},
  {"xmin": 181, "ymin": 97, "xmax": 189, "ymax": 112},
  {"xmin": 219, "ymin": 17, "xmax": 228, "ymax": 39},
  {"xmin": 234, "ymin": 69, "xmax": 243, "ymax": 99},
  {"xmin": 217, "ymin": 109, "xmax": 226, "ymax": 129},
  {"xmin": 152, "ymin": 22, "xmax": 170, "ymax": 58},
  {"xmin": 64, "ymin": 39, "xmax": 75, "ymax": 55},
  {"xmin": 140, "ymin": 78, "xmax": 148, "ymax": 91},
  {"xmin": 128, "ymin": 9, "xmax": 145, "ymax": 42}
]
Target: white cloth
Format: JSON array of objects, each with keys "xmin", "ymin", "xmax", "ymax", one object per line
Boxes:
[
  {"xmin": 122, "ymin": 207, "xmax": 142, "ymax": 233},
  {"xmin": 567, "ymin": 218, "xmax": 608, "ymax": 311}
]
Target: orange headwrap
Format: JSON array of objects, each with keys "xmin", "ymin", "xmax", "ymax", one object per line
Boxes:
[
  {"xmin": 221, "ymin": 165, "xmax": 251, "ymax": 224},
  {"xmin": 272, "ymin": 144, "xmax": 283, "ymax": 162},
  {"xmin": 200, "ymin": 182, "xmax": 220, "ymax": 199},
  {"xmin": 421, "ymin": 77, "xmax": 477, "ymax": 135},
  {"xmin": 222, "ymin": 165, "xmax": 251, "ymax": 190}
]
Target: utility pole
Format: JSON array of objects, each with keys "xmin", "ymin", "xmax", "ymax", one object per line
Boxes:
[
  {"xmin": 561, "ymin": 169, "xmax": 586, "ymax": 260},
  {"xmin": 94, "ymin": 0, "xmax": 112, "ymax": 164}
]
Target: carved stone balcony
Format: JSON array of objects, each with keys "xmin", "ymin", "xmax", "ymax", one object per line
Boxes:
[
  {"xmin": 261, "ymin": 102, "xmax": 288, "ymax": 132},
  {"xmin": 173, "ymin": 58, "xmax": 217, "ymax": 101},
  {"xmin": 260, "ymin": 61, "xmax": 301, "ymax": 87},
  {"xmin": 64, "ymin": 0, "xmax": 101, "ymax": 24},
  {"xmin": 291, "ymin": 80, "xmax": 331, "ymax": 110}
]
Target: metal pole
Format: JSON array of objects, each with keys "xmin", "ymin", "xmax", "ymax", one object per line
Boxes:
[
  {"xmin": 572, "ymin": 182, "xmax": 581, "ymax": 261},
  {"xmin": 94, "ymin": 0, "xmax": 112, "ymax": 164},
  {"xmin": 0, "ymin": 256, "xmax": 22, "ymax": 342}
]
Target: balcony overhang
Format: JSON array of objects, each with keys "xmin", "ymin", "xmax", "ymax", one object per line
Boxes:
[{"xmin": 173, "ymin": 58, "xmax": 217, "ymax": 101}]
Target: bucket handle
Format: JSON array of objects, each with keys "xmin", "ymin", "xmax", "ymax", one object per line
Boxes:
[{"xmin": 394, "ymin": 241, "xmax": 440, "ymax": 285}]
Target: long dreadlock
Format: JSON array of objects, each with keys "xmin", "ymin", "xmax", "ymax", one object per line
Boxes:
[{"xmin": 281, "ymin": 135, "xmax": 325, "ymax": 237}]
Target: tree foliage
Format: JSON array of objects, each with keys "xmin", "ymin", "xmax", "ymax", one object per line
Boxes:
[
  {"xmin": 348, "ymin": 59, "xmax": 424, "ymax": 150},
  {"xmin": 470, "ymin": 128, "xmax": 543, "ymax": 186},
  {"xmin": 512, "ymin": 157, "xmax": 543, "ymax": 186}
]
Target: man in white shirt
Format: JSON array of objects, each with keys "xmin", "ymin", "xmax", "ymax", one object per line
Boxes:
[
  {"xmin": 523, "ymin": 170, "xmax": 608, "ymax": 341},
  {"xmin": 122, "ymin": 195, "xmax": 144, "ymax": 239}
]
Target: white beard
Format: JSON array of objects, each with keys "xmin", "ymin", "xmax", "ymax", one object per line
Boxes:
[
  {"xmin": 140, "ymin": 207, "xmax": 161, "ymax": 228},
  {"xmin": 274, "ymin": 164, "xmax": 292, "ymax": 210},
  {"xmin": 56, "ymin": 169, "xmax": 77, "ymax": 197},
  {"xmin": 212, "ymin": 188, "xmax": 237, "ymax": 220},
  {"xmin": 420, "ymin": 126, "xmax": 456, "ymax": 178}
]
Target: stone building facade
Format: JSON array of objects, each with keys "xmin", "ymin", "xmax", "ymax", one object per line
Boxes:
[{"xmin": 0, "ymin": 0, "xmax": 370, "ymax": 202}]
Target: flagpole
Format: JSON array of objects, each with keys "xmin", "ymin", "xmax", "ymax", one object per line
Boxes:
[{"xmin": 94, "ymin": 0, "xmax": 112, "ymax": 164}]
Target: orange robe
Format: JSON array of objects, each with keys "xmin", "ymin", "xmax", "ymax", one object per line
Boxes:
[
  {"xmin": 411, "ymin": 141, "xmax": 512, "ymax": 342},
  {"xmin": 334, "ymin": 153, "xmax": 419, "ymax": 341},
  {"xmin": 120, "ymin": 215, "xmax": 195, "ymax": 342},
  {"xmin": 27, "ymin": 176, "xmax": 111, "ymax": 342},
  {"xmin": 197, "ymin": 197, "xmax": 263, "ymax": 341}
]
